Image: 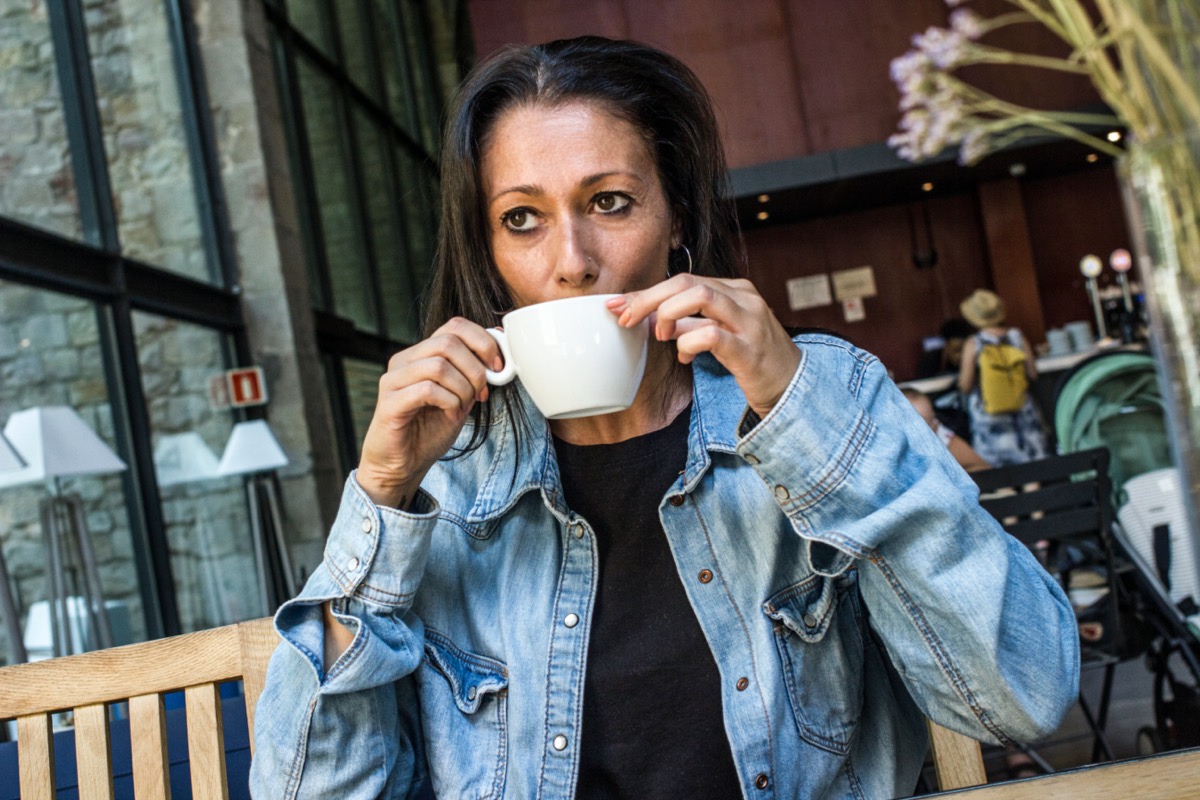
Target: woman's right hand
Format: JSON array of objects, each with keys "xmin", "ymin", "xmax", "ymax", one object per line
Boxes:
[{"xmin": 356, "ymin": 317, "xmax": 501, "ymax": 509}]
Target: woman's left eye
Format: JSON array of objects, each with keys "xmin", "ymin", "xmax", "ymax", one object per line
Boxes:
[{"xmin": 593, "ymin": 193, "xmax": 631, "ymax": 214}]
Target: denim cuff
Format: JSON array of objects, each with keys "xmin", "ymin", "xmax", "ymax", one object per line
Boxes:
[{"xmin": 319, "ymin": 472, "xmax": 439, "ymax": 608}]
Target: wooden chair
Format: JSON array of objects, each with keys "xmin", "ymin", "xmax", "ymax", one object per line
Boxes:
[
  {"xmin": 0, "ymin": 615, "xmax": 987, "ymax": 798},
  {"xmin": 0, "ymin": 617, "xmax": 278, "ymax": 800}
]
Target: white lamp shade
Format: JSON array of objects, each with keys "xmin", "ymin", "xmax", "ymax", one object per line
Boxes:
[
  {"xmin": 0, "ymin": 432, "xmax": 25, "ymax": 472},
  {"xmin": 0, "ymin": 406, "xmax": 127, "ymax": 489},
  {"xmin": 154, "ymin": 432, "xmax": 221, "ymax": 486},
  {"xmin": 217, "ymin": 420, "xmax": 288, "ymax": 476}
]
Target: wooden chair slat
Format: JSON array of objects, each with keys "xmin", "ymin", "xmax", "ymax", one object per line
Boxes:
[
  {"xmin": 934, "ymin": 747, "xmax": 1200, "ymax": 798},
  {"xmin": 129, "ymin": 693, "xmax": 172, "ymax": 800},
  {"xmin": 185, "ymin": 683, "xmax": 229, "ymax": 800},
  {"xmin": 16, "ymin": 713, "xmax": 55, "ymax": 800},
  {"xmin": 0, "ymin": 626, "xmax": 241, "ymax": 718},
  {"xmin": 237, "ymin": 616, "xmax": 280, "ymax": 754},
  {"xmin": 926, "ymin": 721, "xmax": 987, "ymax": 790},
  {"xmin": 74, "ymin": 703, "xmax": 114, "ymax": 800}
]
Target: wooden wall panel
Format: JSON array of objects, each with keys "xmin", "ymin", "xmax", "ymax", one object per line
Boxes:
[
  {"xmin": 743, "ymin": 193, "xmax": 990, "ymax": 379},
  {"xmin": 783, "ymin": 0, "xmax": 949, "ymax": 153},
  {"xmin": 1022, "ymin": 166, "xmax": 1132, "ymax": 333},
  {"xmin": 468, "ymin": 0, "xmax": 630, "ymax": 61},
  {"xmin": 623, "ymin": 0, "xmax": 808, "ymax": 166},
  {"xmin": 978, "ymin": 178, "xmax": 1046, "ymax": 345}
]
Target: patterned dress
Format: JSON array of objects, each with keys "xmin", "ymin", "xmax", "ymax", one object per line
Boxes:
[{"xmin": 966, "ymin": 329, "xmax": 1050, "ymax": 466}]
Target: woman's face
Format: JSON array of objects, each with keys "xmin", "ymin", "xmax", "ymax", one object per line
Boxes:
[{"xmin": 480, "ymin": 100, "xmax": 680, "ymax": 309}]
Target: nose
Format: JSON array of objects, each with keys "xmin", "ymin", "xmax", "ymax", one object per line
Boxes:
[{"xmin": 551, "ymin": 219, "xmax": 597, "ymax": 288}]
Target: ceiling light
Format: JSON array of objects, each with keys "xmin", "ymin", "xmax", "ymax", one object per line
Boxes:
[
  {"xmin": 757, "ymin": 194, "xmax": 770, "ymax": 203},
  {"xmin": 756, "ymin": 211, "xmax": 769, "ymax": 221},
  {"xmin": 1087, "ymin": 153, "xmax": 1099, "ymax": 163},
  {"xmin": 1107, "ymin": 130, "xmax": 1122, "ymax": 142},
  {"xmin": 921, "ymin": 182, "xmax": 934, "ymax": 192}
]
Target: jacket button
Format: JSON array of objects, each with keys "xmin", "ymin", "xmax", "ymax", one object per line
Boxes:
[
  {"xmin": 803, "ymin": 613, "xmax": 818, "ymax": 629},
  {"xmin": 736, "ymin": 677, "xmax": 749, "ymax": 691},
  {"xmin": 467, "ymin": 686, "xmax": 477, "ymax": 701},
  {"xmin": 572, "ymin": 523, "xmax": 585, "ymax": 538},
  {"xmin": 773, "ymin": 485, "xmax": 789, "ymax": 501},
  {"xmin": 552, "ymin": 734, "xmax": 568, "ymax": 751},
  {"xmin": 698, "ymin": 569, "xmax": 713, "ymax": 584},
  {"xmin": 346, "ymin": 557, "xmax": 360, "ymax": 572},
  {"xmin": 360, "ymin": 517, "xmax": 373, "ymax": 532},
  {"xmin": 755, "ymin": 773, "xmax": 769, "ymax": 789},
  {"xmin": 670, "ymin": 495, "xmax": 685, "ymax": 507},
  {"xmin": 744, "ymin": 453, "xmax": 760, "ymax": 465},
  {"xmin": 564, "ymin": 613, "xmax": 579, "ymax": 628}
]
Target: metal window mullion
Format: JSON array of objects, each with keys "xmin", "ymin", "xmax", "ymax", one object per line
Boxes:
[
  {"xmin": 163, "ymin": 0, "xmax": 244, "ymax": 293},
  {"xmin": 339, "ymin": 99, "xmax": 386, "ymax": 337},
  {"xmin": 271, "ymin": 27, "xmax": 336, "ymax": 311},
  {"xmin": 95, "ymin": 300, "xmax": 179, "ymax": 640},
  {"xmin": 46, "ymin": 0, "xmax": 120, "ymax": 252}
]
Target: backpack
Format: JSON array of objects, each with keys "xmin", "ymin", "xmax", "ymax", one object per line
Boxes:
[{"xmin": 976, "ymin": 332, "xmax": 1029, "ymax": 414}]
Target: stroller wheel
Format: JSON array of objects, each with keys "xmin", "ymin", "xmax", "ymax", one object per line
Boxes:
[{"xmin": 1136, "ymin": 725, "xmax": 1163, "ymax": 756}]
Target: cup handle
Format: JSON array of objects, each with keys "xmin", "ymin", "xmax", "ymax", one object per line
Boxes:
[{"xmin": 484, "ymin": 328, "xmax": 516, "ymax": 386}]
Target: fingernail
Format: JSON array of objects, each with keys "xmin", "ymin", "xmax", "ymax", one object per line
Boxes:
[
  {"xmin": 480, "ymin": 386, "xmax": 490, "ymax": 403},
  {"xmin": 493, "ymin": 356, "xmax": 503, "ymax": 371},
  {"xmin": 605, "ymin": 295, "xmax": 626, "ymax": 309}
]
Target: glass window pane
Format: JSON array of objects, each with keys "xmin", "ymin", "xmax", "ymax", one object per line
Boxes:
[
  {"xmin": 286, "ymin": 0, "xmax": 337, "ymax": 60},
  {"xmin": 0, "ymin": 3, "xmax": 84, "ymax": 239},
  {"xmin": 397, "ymin": 0, "xmax": 441, "ymax": 154},
  {"xmin": 343, "ymin": 356, "xmax": 382, "ymax": 456},
  {"xmin": 335, "ymin": 0, "xmax": 377, "ymax": 99},
  {"xmin": 395, "ymin": 144, "xmax": 436, "ymax": 309},
  {"xmin": 297, "ymin": 57, "xmax": 377, "ymax": 331},
  {"xmin": 86, "ymin": 0, "xmax": 213, "ymax": 281},
  {"xmin": 371, "ymin": 0, "xmax": 419, "ymax": 138},
  {"xmin": 0, "ymin": 279, "xmax": 146, "ymax": 663},
  {"xmin": 132, "ymin": 311, "xmax": 265, "ymax": 632},
  {"xmin": 354, "ymin": 111, "xmax": 419, "ymax": 342}
]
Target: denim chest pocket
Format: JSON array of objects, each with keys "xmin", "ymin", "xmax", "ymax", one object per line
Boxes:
[
  {"xmin": 763, "ymin": 570, "xmax": 866, "ymax": 755},
  {"xmin": 416, "ymin": 628, "xmax": 509, "ymax": 799}
]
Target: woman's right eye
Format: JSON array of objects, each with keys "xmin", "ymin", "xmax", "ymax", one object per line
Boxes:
[{"xmin": 501, "ymin": 208, "xmax": 537, "ymax": 233}]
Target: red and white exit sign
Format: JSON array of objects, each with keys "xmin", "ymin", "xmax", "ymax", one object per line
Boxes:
[{"xmin": 209, "ymin": 367, "xmax": 268, "ymax": 409}]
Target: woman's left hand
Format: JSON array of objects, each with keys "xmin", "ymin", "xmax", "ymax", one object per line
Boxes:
[{"xmin": 607, "ymin": 275, "xmax": 801, "ymax": 419}]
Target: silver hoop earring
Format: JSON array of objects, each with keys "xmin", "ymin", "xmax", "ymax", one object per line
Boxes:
[{"xmin": 667, "ymin": 245, "xmax": 694, "ymax": 278}]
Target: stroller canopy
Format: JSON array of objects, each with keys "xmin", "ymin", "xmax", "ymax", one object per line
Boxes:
[{"xmin": 1053, "ymin": 349, "xmax": 1174, "ymax": 502}]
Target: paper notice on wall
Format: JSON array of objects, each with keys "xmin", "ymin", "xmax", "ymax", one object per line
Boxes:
[
  {"xmin": 786, "ymin": 274, "xmax": 833, "ymax": 311},
  {"xmin": 843, "ymin": 297, "xmax": 866, "ymax": 322},
  {"xmin": 832, "ymin": 266, "xmax": 877, "ymax": 300}
]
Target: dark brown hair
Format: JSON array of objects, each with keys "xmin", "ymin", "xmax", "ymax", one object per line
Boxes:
[{"xmin": 425, "ymin": 36, "xmax": 743, "ymax": 448}]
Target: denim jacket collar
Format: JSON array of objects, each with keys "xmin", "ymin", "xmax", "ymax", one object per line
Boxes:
[{"xmin": 463, "ymin": 353, "xmax": 745, "ymax": 525}]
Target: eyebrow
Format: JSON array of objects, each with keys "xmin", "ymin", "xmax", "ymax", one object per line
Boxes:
[{"xmin": 488, "ymin": 171, "xmax": 646, "ymax": 205}]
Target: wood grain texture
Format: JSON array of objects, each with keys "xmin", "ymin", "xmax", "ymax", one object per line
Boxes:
[
  {"xmin": 185, "ymin": 683, "xmax": 229, "ymax": 800},
  {"xmin": 926, "ymin": 721, "xmax": 987, "ymax": 790},
  {"xmin": 129, "ymin": 693, "xmax": 172, "ymax": 800},
  {"xmin": 74, "ymin": 703, "xmax": 114, "ymax": 800},
  {"xmin": 0, "ymin": 626, "xmax": 241, "ymax": 718},
  {"xmin": 237, "ymin": 617, "xmax": 281, "ymax": 754},
  {"xmin": 16, "ymin": 714, "xmax": 54, "ymax": 800},
  {"xmin": 932, "ymin": 747, "xmax": 1200, "ymax": 799}
]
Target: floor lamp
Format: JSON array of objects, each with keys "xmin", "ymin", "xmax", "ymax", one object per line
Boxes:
[
  {"xmin": 217, "ymin": 420, "xmax": 294, "ymax": 614},
  {"xmin": 1, "ymin": 406, "xmax": 128, "ymax": 658},
  {"xmin": 0, "ymin": 432, "xmax": 28, "ymax": 664}
]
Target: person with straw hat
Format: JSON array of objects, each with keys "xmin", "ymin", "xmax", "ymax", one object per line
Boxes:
[{"xmin": 957, "ymin": 289, "xmax": 1049, "ymax": 465}]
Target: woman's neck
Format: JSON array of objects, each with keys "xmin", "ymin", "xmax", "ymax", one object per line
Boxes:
[{"xmin": 549, "ymin": 340, "xmax": 692, "ymax": 445}]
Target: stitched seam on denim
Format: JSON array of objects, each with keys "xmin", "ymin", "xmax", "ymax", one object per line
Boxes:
[
  {"xmin": 325, "ymin": 616, "xmax": 369, "ymax": 683},
  {"xmin": 772, "ymin": 625, "xmax": 849, "ymax": 754},
  {"xmin": 868, "ymin": 551, "xmax": 1008, "ymax": 742},
  {"xmin": 763, "ymin": 573, "xmax": 822, "ymax": 613},
  {"xmin": 425, "ymin": 627, "xmax": 509, "ymax": 677},
  {"xmin": 536, "ymin": 517, "xmax": 585, "ymax": 797},
  {"xmin": 283, "ymin": 693, "xmax": 318, "ymax": 800},
  {"xmin": 353, "ymin": 581, "xmax": 416, "ymax": 604},
  {"xmin": 688, "ymin": 493, "xmax": 778, "ymax": 782},
  {"xmin": 488, "ymin": 692, "xmax": 509, "ymax": 799},
  {"xmin": 845, "ymin": 751, "xmax": 867, "ymax": 800},
  {"xmin": 791, "ymin": 411, "xmax": 872, "ymax": 512}
]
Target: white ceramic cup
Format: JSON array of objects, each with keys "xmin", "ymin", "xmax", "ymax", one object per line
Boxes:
[{"xmin": 484, "ymin": 294, "xmax": 649, "ymax": 419}]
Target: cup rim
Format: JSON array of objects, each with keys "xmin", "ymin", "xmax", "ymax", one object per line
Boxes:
[{"xmin": 502, "ymin": 293, "xmax": 622, "ymax": 324}]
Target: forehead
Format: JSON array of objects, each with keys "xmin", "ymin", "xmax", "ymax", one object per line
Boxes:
[{"xmin": 480, "ymin": 100, "xmax": 658, "ymax": 181}]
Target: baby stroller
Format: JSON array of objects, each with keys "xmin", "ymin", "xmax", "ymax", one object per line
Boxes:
[{"xmin": 1052, "ymin": 348, "xmax": 1200, "ymax": 754}]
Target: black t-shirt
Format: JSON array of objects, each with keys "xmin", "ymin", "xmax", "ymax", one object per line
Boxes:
[{"xmin": 554, "ymin": 405, "xmax": 743, "ymax": 799}]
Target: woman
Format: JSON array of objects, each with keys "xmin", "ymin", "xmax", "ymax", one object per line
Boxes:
[
  {"xmin": 251, "ymin": 37, "xmax": 1077, "ymax": 800},
  {"xmin": 957, "ymin": 289, "xmax": 1051, "ymax": 466},
  {"xmin": 901, "ymin": 387, "xmax": 991, "ymax": 473}
]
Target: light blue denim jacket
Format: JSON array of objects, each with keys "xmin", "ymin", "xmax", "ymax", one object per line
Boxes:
[{"xmin": 250, "ymin": 334, "xmax": 1079, "ymax": 800}]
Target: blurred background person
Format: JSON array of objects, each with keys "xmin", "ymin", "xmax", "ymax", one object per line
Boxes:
[
  {"xmin": 902, "ymin": 387, "xmax": 991, "ymax": 473},
  {"xmin": 958, "ymin": 289, "xmax": 1050, "ymax": 466},
  {"xmin": 917, "ymin": 317, "xmax": 974, "ymax": 379}
]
